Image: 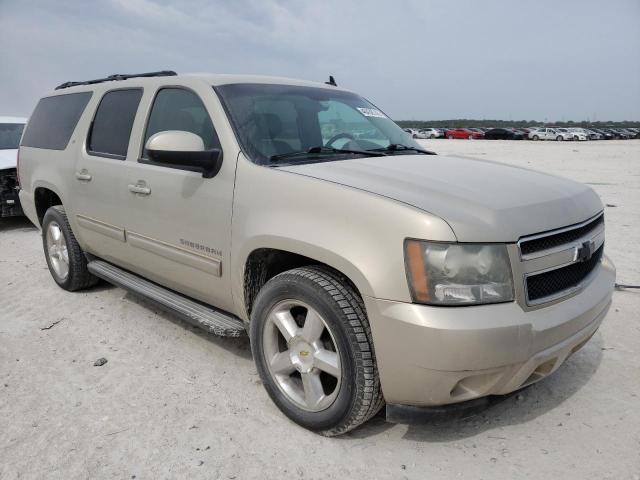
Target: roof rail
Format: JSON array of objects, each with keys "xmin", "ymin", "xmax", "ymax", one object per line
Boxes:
[{"xmin": 55, "ymin": 70, "xmax": 177, "ymax": 90}]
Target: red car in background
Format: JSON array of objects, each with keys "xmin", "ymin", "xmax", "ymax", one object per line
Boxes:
[{"xmin": 446, "ymin": 128, "xmax": 483, "ymax": 139}]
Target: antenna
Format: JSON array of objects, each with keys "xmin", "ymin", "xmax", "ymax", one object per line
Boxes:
[{"xmin": 325, "ymin": 75, "xmax": 337, "ymax": 87}]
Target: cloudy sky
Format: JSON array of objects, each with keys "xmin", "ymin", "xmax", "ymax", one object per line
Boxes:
[{"xmin": 1, "ymin": 0, "xmax": 639, "ymax": 121}]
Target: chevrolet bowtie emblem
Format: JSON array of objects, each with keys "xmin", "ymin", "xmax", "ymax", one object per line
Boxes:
[{"xmin": 575, "ymin": 240, "xmax": 594, "ymax": 262}]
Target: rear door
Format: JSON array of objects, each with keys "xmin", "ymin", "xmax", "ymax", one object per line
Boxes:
[
  {"xmin": 121, "ymin": 85, "xmax": 236, "ymax": 312},
  {"xmin": 72, "ymin": 88, "xmax": 143, "ymax": 263}
]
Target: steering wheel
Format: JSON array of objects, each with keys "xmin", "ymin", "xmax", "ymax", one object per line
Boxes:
[{"xmin": 325, "ymin": 132, "xmax": 356, "ymax": 147}]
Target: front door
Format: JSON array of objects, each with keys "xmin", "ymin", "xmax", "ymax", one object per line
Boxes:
[{"xmin": 122, "ymin": 86, "xmax": 236, "ymax": 312}]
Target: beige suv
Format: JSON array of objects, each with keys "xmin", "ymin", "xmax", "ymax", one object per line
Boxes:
[{"xmin": 18, "ymin": 71, "xmax": 615, "ymax": 435}]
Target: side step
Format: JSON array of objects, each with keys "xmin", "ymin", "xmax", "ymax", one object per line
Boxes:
[{"xmin": 87, "ymin": 260, "xmax": 245, "ymax": 337}]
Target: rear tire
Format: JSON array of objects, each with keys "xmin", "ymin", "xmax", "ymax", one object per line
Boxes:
[
  {"xmin": 448, "ymin": 135, "xmax": 454, "ymax": 139},
  {"xmin": 250, "ymin": 266, "xmax": 384, "ymax": 436},
  {"xmin": 42, "ymin": 205, "xmax": 98, "ymax": 291},
  {"xmin": 556, "ymin": 136, "xmax": 563, "ymax": 141}
]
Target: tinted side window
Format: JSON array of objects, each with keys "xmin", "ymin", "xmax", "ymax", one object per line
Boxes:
[
  {"xmin": 143, "ymin": 88, "xmax": 219, "ymax": 158},
  {"xmin": 88, "ymin": 89, "xmax": 143, "ymax": 159},
  {"xmin": 21, "ymin": 92, "xmax": 92, "ymax": 150}
]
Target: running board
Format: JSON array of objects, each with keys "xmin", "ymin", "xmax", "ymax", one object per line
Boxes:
[{"xmin": 87, "ymin": 260, "xmax": 245, "ymax": 337}]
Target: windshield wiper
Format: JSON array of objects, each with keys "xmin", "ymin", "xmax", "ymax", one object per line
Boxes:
[
  {"xmin": 269, "ymin": 145, "xmax": 387, "ymax": 163},
  {"xmin": 369, "ymin": 144, "xmax": 436, "ymax": 155}
]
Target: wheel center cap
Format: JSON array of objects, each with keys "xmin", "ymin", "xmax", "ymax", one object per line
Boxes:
[{"xmin": 289, "ymin": 339, "xmax": 314, "ymax": 373}]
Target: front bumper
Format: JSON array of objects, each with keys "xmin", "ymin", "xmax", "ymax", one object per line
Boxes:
[
  {"xmin": 0, "ymin": 169, "xmax": 23, "ymax": 218},
  {"xmin": 364, "ymin": 255, "xmax": 615, "ymax": 406}
]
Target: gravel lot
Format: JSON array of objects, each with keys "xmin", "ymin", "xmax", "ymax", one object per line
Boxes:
[{"xmin": 1, "ymin": 140, "xmax": 639, "ymax": 479}]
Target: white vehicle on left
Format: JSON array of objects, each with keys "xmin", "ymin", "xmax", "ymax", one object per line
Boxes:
[{"xmin": 0, "ymin": 116, "xmax": 27, "ymax": 217}]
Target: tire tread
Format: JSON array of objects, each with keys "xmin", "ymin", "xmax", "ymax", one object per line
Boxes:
[
  {"xmin": 272, "ymin": 266, "xmax": 384, "ymax": 436},
  {"xmin": 43, "ymin": 206, "xmax": 98, "ymax": 291}
]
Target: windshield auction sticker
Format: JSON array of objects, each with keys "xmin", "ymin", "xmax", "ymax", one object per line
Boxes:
[{"xmin": 357, "ymin": 107, "xmax": 387, "ymax": 118}]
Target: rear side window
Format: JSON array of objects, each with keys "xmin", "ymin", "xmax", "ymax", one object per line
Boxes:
[
  {"xmin": 88, "ymin": 89, "xmax": 143, "ymax": 159},
  {"xmin": 142, "ymin": 88, "xmax": 219, "ymax": 158},
  {"xmin": 21, "ymin": 92, "xmax": 92, "ymax": 150}
]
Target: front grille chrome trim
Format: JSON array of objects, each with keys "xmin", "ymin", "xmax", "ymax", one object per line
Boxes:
[
  {"xmin": 516, "ymin": 211, "xmax": 605, "ymax": 307},
  {"xmin": 524, "ymin": 246, "xmax": 603, "ymax": 306},
  {"xmin": 517, "ymin": 211, "xmax": 604, "ymax": 260}
]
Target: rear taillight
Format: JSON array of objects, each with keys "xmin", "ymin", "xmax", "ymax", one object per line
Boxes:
[{"xmin": 16, "ymin": 149, "xmax": 21, "ymax": 187}]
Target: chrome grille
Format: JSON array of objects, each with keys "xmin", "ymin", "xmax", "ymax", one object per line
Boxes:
[
  {"xmin": 517, "ymin": 212, "xmax": 605, "ymax": 306},
  {"xmin": 520, "ymin": 214, "xmax": 604, "ymax": 256},
  {"xmin": 526, "ymin": 245, "xmax": 603, "ymax": 301}
]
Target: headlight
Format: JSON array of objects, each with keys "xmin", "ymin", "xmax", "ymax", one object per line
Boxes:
[{"xmin": 404, "ymin": 240, "xmax": 514, "ymax": 305}]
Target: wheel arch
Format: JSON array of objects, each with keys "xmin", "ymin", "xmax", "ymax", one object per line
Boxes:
[
  {"xmin": 237, "ymin": 240, "xmax": 373, "ymax": 323},
  {"xmin": 34, "ymin": 185, "xmax": 64, "ymax": 227}
]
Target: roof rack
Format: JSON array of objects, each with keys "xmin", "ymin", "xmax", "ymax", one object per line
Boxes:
[{"xmin": 55, "ymin": 70, "xmax": 177, "ymax": 90}]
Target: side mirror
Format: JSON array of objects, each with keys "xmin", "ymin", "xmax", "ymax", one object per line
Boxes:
[{"xmin": 145, "ymin": 130, "xmax": 223, "ymax": 178}]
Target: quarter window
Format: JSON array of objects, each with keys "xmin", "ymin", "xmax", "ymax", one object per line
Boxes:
[
  {"xmin": 21, "ymin": 92, "xmax": 92, "ymax": 150},
  {"xmin": 142, "ymin": 88, "xmax": 219, "ymax": 158},
  {"xmin": 88, "ymin": 89, "xmax": 143, "ymax": 159}
]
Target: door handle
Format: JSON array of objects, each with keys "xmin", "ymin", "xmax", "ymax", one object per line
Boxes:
[
  {"xmin": 128, "ymin": 182, "xmax": 151, "ymax": 195},
  {"xmin": 75, "ymin": 170, "xmax": 92, "ymax": 182}
]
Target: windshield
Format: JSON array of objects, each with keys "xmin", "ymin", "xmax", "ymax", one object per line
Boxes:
[
  {"xmin": 215, "ymin": 83, "xmax": 421, "ymax": 165},
  {"xmin": 0, "ymin": 123, "xmax": 25, "ymax": 150}
]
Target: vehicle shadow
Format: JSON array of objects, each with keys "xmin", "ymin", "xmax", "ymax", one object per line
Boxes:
[
  {"xmin": 87, "ymin": 274, "xmax": 606, "ymax": 435},
  {"xmin": 343, "ymin": 333, "xmax": 604, "ymax": 442},
  {"xmin": 122, "ymin": 290, "xmax": 253, "ymax": 360},
  {"xmin": 0, "ymin": 215, "xmax": 37, "ymax": 233}
]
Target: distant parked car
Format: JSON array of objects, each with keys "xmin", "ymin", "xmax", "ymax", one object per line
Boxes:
[
  {"xmin": 484, "ymin": 128, "xmax": 524, "ymax": 140},
  {"xmin": 418, "ymin": 128, "xmax": 441, "ymax": 139},
  {"xmin": 610, "ymin": 129, "xmax": 631, "ymax": 139},
  {"xmin": 528, "ymin": 128, "xmax": 572, "ymax": 141},
  {"xmin": 446, "ymin": 128, "xmax": 483, "ymax": 139},
  {"xmin": 587, "ymin": 129, "xmax": 604, "ymax": 140},
  {"xmin": 560, "ymin": 128, "xmax": 587, "ymax": 141},
  {"xmin": 1, "ymin": 116, "xmax": 27, "ymax": 217},
  {"xmin": 590, "ymin": 128, "xmax": 614, "ymax": 140},
  {"xmin": 467, "ymin": 128, "xmax": 485, "ymax": 137},
  {"xmin": 403, "ymin": 128, "xmax": 431, "ymax": 139},
  {"xmin": 600, "ymin": 128, "xmax": 622, "ymax": 139},
  {"xmin": 403, "ymin": 128, "xmax": 417, "ymax": 138}
]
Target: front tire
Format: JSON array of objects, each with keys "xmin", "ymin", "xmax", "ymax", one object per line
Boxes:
[
  {"xmin": 250, "ymin": 266, "xmax": 383, "ymax": 436},
  {"xmin": 42, "ymin": 205, "xmax": 98, "ymax": 291},
  {"xmin": 532, "ymin": 135, "xmax": 539, "ymax": 141},
  {"xmin": 556, "ymin": 136, "xmax": 563, "ymax": 141}
]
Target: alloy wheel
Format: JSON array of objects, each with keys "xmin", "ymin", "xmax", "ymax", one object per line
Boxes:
[
  {"xmin": 45, "ymin": 221, "xmax": 69, "ymax": 280},
  {"xmin": 262, "ymin": 300, "xmax": 342, "ymax": 412}
]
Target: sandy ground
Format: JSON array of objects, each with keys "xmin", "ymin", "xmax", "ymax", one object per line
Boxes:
[{"xmin": 1, "ymin": 139, "xmax": 639, "ymax": 479}]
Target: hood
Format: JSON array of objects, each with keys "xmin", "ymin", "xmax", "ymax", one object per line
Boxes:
[
  {"xmin": 0, "ymin": 149, "xmax": 18, "ymax": 170},
  {"xmin": 279, "ymin": 154, "xmax": 602, "ymax": 242}
]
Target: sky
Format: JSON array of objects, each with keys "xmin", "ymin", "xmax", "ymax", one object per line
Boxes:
[{"xmin": 1, "ymin": 0, "xmax": 639, "ymax": 121}]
